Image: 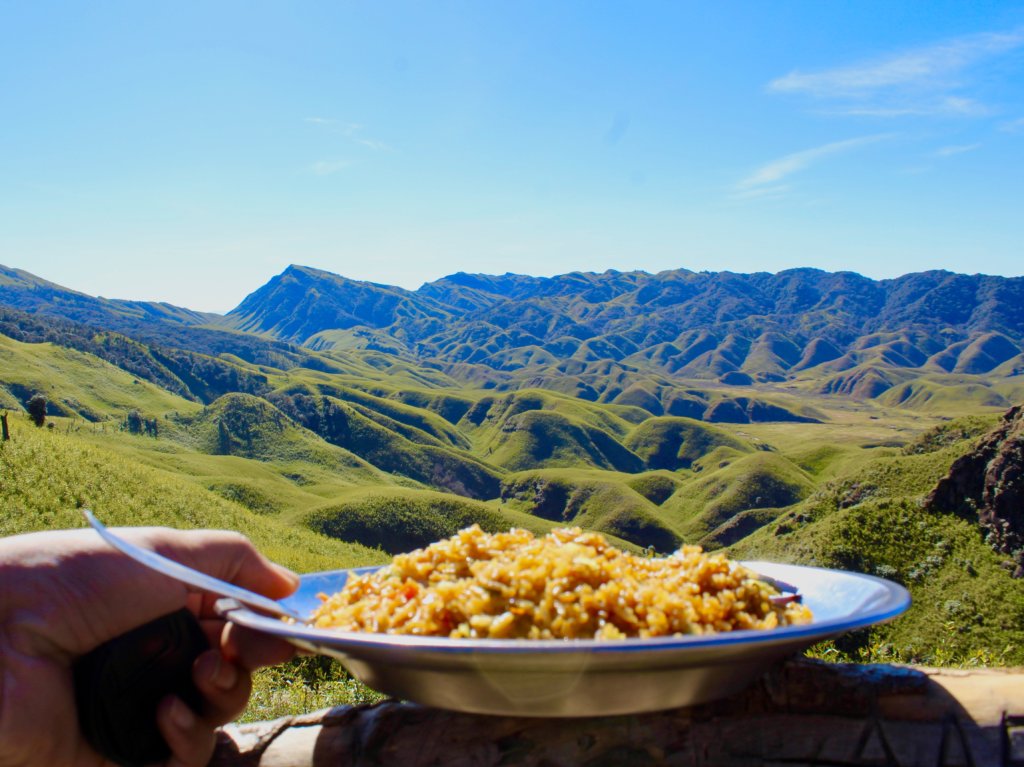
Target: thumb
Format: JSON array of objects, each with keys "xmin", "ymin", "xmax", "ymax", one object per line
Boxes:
[
  {"xmin": 137, "ymin": 527, "xmax": 301, "ymax": 602},
  {"xmin": 2, "ymin": 527, "xmax": 298, "ymax": 655},
  {"xmin": 91, "ymin": 526, "xmax": 300, "ymax": 650}
]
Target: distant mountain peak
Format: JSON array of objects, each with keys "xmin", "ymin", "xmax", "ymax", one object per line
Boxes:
[
  {"xmin": 219, "ymin": 265, "xmax": 1024, "ymax": 391},
  {"xmin": 5, "ymin": 263, "xmax": 1024, "ymax": 400},
  {"xmin": 0, "ymin": 263, "xmax": 219, "ymax": 330}
]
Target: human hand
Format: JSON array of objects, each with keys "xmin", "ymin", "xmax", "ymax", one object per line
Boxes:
[{"xmin": 0, "ymin": 527, "xmax": 299, "ymax": 767}]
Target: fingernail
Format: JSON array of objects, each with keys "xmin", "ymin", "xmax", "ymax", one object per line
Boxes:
[
  {"xmin": 170, "ymin": 697, "xmax": 196, "ymax": 730},
  {"xmin": 275, "ymin": 563, "xmax": 301, "ymax": 588},
  {"xmin": 211, "ymin": 655, "xmax": 239, "ymax": 691}
]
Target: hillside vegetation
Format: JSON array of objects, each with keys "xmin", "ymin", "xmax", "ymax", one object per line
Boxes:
[
  {"xmin": 3, "ymin": 263, "xmax": 1023, "ymax": 675},
  {"xmin": 0, "ymin": 418, "xmax": 383, "ymax": 573},
  {"xmin": 8, "ymin": 263, "xmax": 1024, "ymax": 423},
  {"xmin": 729, "ymin": 420, "xmax": 1024, "ymax": 664}
]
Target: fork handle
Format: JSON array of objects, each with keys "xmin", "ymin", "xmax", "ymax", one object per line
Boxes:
[{"xmin": 73, "ymin": 608, "xmax": 209, "ymax": 767}]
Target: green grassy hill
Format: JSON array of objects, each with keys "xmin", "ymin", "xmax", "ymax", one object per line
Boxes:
[
  {"xmin": 303, "ymin": 486, "xmax": 555, "ymax": 554},
  {"xmin": 728, "ymin": 421, "xmax": 1024, "ymax": 665},
  {"xmin": 484, "ymin": 409, "xmax": 643, "ymax": 472},
  {"xmin": 3, "ymin": 305, "xmax": 1024, "ymax": 671},
  {"xmin": 624, "ymin": 416, "xmax": 752, "ymax": 470},
  {"xmin": 666, "ymin": 451, "xmax": 816, "ymax": 543},
  {"xmin": 179, "ymin": 393, "xmax": 382, "ymax": 472},
  {"xmin": 0, "ymin": 419, "xmax": 383, "ymax": 573},
  {"xmin": 500, "ymin": 468, "xmax": 681, "ymax": 551},
  {"xmin": 0, "ymin": 333, "xmax": 200, "ymax": 421}
]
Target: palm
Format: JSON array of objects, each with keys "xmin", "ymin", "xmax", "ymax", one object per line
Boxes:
[
  {"xmin": 0, "ymin": 657, "xmax": 110, "ymax": 767},
  {"xmin": 0, "ymin": 526, "xmax": 297, "ymax": 767}
]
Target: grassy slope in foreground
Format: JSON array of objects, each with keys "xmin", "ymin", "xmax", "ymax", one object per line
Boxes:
[
  {"xmin": 728, "ymin": 427, "xmax": 1024, "ymax": 666},
  {"xmin": 0, "ymin": 418, "xmax": 384, "ymax": 572},
  {"xmin": 0, "ymin": 416, "xmax": 394, "ymax": 716}
]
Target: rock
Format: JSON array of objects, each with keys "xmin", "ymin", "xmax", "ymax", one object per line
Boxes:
[
  {"xmin": 925, "ymin": 404, "xmax": 1024, "ymax": 577},
  {"xmin": 212, "ymin": 659, "xmax": 1024, "ymax": 767}
]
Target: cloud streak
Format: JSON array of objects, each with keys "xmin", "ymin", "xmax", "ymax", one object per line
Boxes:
[
  {"xmin": 310, "ymin": 159, "xmax": 352, "ymax": 176},
  {"xmin": 305, "ymin": 117, "xmax": 392, "ymax": 151},
  {"xmin": 999, "ymin": 116, "xmax": 1024, "ymax": 132},
  {"xmin": 838, "ymin": 96, "xmax": 988, "ymax": 118},
  {"xmin": 934, "ymin": 143, "xmax": 981, "ymax": 158},
  {"xmin": 736, "ymin": 134, "xmax": 891, "ymax": 193},
  {"xmin": 769, "ymin": 29, "xmax": 1024, "ymax": 117}
]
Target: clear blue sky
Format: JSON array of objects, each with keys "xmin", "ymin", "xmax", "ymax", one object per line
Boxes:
[{"xmin": 3, "ymin": 1, "xmax": 1024, "ymax": 312}]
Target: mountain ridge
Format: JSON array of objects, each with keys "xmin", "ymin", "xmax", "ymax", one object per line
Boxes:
[
  {"xmin": 4, "ymin": 263, "xmax": 1024, "ymax": 410},
  {"xmin": 218, "ymin": 265, "xmax": 1024, "ymax": 394}
]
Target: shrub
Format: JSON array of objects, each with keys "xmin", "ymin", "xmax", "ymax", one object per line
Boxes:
[{"xmin": 27, "ymin": 394, "xmax": 47, "ymax": 427}]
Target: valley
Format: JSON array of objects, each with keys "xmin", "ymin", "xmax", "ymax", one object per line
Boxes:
[{"xmin": 2, "ymin": 263, "xmax": 1023, "ymax": 682}]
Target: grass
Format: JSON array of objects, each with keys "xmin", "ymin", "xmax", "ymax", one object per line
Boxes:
[
  {"xmin": 0, "ymin": 417, "xmax": 385, "ymax": 572},
  {"xmin": 5, "ymin": 323, "xmax": 1024, "ymax": 721},
  {"xmin": 303, "ymin": 485, "xmax": 554, "ymax": 554},
  {"xmin": 483, "ymin": 408, "xmax": 643, "ymax": 472},
  {"xmin": 878, "ymin": 377, "xmax": 1014, "ymax": 413},
  {"xmin": 500, "ymin": 468, "xmax": 680, "ymax": 551},
  {"xmin": 245, "ymin": 657, "xmax": 387, "ymax": 722},
  {"xmin": 806, "ymin": 500, "xmax": 1024, "ymax": 665},
  {"xmin": 273, "ymin": 381, "xmax": 471, "ymax": 449},
  {"xmin": 70, "ymin": 416, "xmax": 400, "ymax": 527},
  {"xmin": 666, "ymin": 451, "xmax": 816, "ymax": 542},
  {"xmin": 0, "ymin": 333, "xmax": 200, "ymax": 421},
  {"xmin": 179, "ymin": 393, "xmax": 385, "ymax": 477},
  {"xmin": 624, "ymin": 416, "xmax": 751, "ymax": 471},
  {"xmin": 625, "ymin": 471, "xmax": 684, "ymax": 505},
  {"xmin": 303, "ymin": 394, "xmax": 504, "ymax": 499},
  {"xmin": 728, "ymin": 442, "xmax": 1024, "ymax": 665}
]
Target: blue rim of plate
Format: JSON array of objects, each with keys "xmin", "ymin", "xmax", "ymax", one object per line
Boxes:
[{"xmin": 219, "ymin": 561, "xmax": 911, "ymax": 655}]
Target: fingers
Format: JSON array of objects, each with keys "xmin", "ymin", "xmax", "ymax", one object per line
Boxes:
[
  {"xmin": 156, "ymin": 695, "xmax": 215, "ymax": 767},
  {"xmin": 138, "ymin": 528, "xmax": 301, "ymax": 601},
  {"xmin": 156, "ymin": 648, "xmax": 256, "ymax": 767},
  {"xmin": 195, "ymin": 619, "xmax": 296, "ymax": 671},
  {"xmin": 19, "ymin": 527, "xmax": 300, "ymax": 654},
  {"xmin": 192, "ymin": 649, "xmax": 252, "ymax": 726},
  {"xmin": 221, "ymin": 623, "xmax": 296, "ymax": 670}
]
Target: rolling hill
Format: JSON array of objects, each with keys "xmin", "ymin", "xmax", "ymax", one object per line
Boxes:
[{"xmin": 2, "ymin": 261, "xmax": 1024, "ymax": 669}]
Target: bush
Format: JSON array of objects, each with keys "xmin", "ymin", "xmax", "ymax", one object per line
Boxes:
[
  {"xmin": 27, "ymin": 394, "xmax": 47, "ymax": 428},
  {"xmin": 125, "ymin": 409, "xmax": 144, "ymax": 434}
]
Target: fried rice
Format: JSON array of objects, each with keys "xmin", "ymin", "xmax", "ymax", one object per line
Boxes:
[{"xmin": 311, "ymin": 525, "xmax": 812, "ymax": 639}]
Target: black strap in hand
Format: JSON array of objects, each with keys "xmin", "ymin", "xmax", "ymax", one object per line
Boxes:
[{"xmin": 73, "ymin": 608, "xmax": 209, "ymax": 767}]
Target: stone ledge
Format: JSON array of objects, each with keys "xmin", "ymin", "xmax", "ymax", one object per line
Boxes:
[{"xmin": 212, "ymin": 659, "xmax": 1024, "ymax": 766}]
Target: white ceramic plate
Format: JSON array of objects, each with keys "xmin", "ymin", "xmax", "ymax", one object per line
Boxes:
[{"xmin": 218, "ymin": 562, "xmax": 910, "ymax": 716}]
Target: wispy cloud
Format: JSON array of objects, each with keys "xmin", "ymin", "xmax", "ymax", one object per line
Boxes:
[
  {"xmin": 769, "ymin": 30, "xmax": 1024, "ymax": 117},
  {"xmin": 934, "ymin": 143, "xmax": 981, "ymax": 157},
  {"xmin": 839, "ymin": 96, "xmax": 988, "ymax": 118},
  {"xmin": 305, "ymin": 116, "xmax": 363, "ymax": 133},
  {"xmin": 305, "ymin": 117, "xmax": 338, "ymax": 126},
  {"xmin": 999, "ymin": 116, "xmax": 1024, "ymax": 132},
  {"xmin": 354, "ymin": 137, "xmax": 390, "ymax": 151},
  {"xmin": 305, "ymin": 117, "xmax": 392, "ymax": 151},
  {"xmin": 310, "ymin": 159, "xmax": 352, "ymax": 176},
  {"xmin": 732, "ymin": 184, "xmax": 793, "ymax": 202},
  {"xmin": 736, "ymin": 134, "xmax": 891, "ymax": 194}
]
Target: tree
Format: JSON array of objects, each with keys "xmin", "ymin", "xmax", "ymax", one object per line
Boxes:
[
  {"xmin": 125, "ymin": 409, "xmax": 143, "ymax": 434},
  {"xmin": 217, "ymin": 419, "xmax": 232, "ymax": 455},
  {"xmin": 27, "ymin": 394, "xmax": 46, "ymax": 428}
]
